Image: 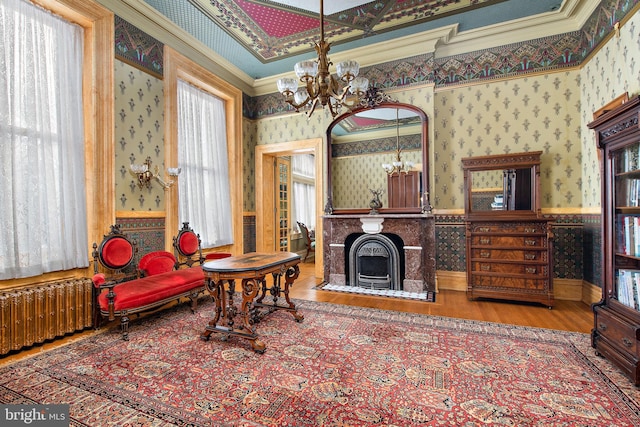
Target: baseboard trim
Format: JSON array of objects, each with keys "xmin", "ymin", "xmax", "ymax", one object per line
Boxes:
[{"xmin": 435, "ymin": 270, "xmax": 602, "ymax": 305}]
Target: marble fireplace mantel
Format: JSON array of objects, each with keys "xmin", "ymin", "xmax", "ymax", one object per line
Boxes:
[{"xmin": 322, "ymin": 214, "xmax": 436, "ymax": 293}]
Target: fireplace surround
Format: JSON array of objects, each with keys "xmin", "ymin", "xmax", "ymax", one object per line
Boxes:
[{"xmin": 322, "ymin": 214, "xmax": 436, "ymax": 293}]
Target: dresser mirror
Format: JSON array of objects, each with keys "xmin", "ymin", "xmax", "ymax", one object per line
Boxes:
[
  {"xmin": 325, "ymin": 102, "xmax": 429, "ymax": 214},
  {"xmin": 462, "ymin": 151, "xmax": 542, "ymax": 219}
]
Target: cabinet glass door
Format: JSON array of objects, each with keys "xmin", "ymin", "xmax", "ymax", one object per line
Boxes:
[{"xmin": 613, "ymin": 142, "xmax": 640, "ymax": 311}]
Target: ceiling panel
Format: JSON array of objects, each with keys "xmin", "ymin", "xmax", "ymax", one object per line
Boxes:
[{"xmin": 141, "ymin": 0, "xmax": 566, "ymax": 78}]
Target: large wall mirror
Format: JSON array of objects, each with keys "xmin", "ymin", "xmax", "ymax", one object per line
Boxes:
[
  {"xmin": 325, "ymin": 102, "xmax": 430, "ymax": 214},
  {"xmin": 461, "ymin": 151, "xmax": 542, "ymax": 219}
]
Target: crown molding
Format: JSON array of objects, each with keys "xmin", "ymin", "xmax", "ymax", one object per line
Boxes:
[
  {"xmin": 252, "ymin": 25, "xmax": 458, "ymax": 97},
  {"xmin": 436, "ymin": 0, "xmax": 599, "ymax": 58},
  {"xmin": 96, "ymin": 0, "xmax": 255, "ymax": 93}
]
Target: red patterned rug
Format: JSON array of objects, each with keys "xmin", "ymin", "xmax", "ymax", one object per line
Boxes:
[{"xmin": 1, "ymin": 298, "xmax": 639, "ymax": 426}]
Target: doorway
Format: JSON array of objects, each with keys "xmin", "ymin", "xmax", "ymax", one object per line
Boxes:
[{"xmin": 255, "ymin": 138, "xmax": 323, "ymax": 279}]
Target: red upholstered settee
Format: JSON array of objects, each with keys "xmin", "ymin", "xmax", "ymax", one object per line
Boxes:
[{"xmin": 91, "ymin": 222, "xmax": 229, "ymax": 340}]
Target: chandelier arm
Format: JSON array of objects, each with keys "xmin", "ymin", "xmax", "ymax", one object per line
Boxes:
[
  {"xmin": 306, "ymin": 97, "xmax": 321, "ymax": 118},
  {"xmin": 286, "ymin": 96, "xmax": 311, "ymax": 111},
  {"xmin": 306, "ymin": 79, "xmax": 319, "ymax": 100}
]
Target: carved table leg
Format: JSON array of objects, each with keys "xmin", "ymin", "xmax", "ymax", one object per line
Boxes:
[
  {"xmin": 282, "ymin": 265, "xmax": 304, "ymax": 322},
  {"xmin": 241, "ymin": 277, "xmax": 265, "ymax": 353},
  {"xmin": 200, "ymin": 278, "xmax": 223, "ymax": 341}
]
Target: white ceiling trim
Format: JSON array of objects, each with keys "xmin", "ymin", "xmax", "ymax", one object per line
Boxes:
[
  {"xmin": 436, "ymin": 0, "xmax": 599, "ymax": 58},
  {"xmin": 99, "ymin": 0, "xmax": 256, "ymax": 93},
  {"xmin": 252, "ymin": 24, "xmax": 458, "ymax": 96}
]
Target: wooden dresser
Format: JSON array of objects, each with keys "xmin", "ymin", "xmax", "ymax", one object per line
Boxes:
[
  {"xmin": 466, "ymin": 219, "xmax": 553, "ymax": 307},
  {"xmin": 462, "ymin": 151, "xmax": 554, "ymax": 308}
]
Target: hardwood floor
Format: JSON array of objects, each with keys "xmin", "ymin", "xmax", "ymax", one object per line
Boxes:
[
  {"xmin": 0, "ymin": 260, "xmax": 595, "ymax": 366},
  {"xmin": 291, "ymin": 261, "xmax": 595, "ymax": 334}
]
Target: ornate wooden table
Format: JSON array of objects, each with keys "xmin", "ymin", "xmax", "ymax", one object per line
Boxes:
[{"xmin": 200, "ymin": 252, "xmax": 304, "ymax": 353}]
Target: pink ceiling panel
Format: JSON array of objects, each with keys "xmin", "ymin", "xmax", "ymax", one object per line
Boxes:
[
  {"xmin": 235, "ymin": 0, "xmax": 319, "ymax": 38},
  {"xmin": 351, "ymin": 116, "xmax": 387, "ymax": 127}
]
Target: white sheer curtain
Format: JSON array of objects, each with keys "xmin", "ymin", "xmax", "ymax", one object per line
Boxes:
[
  {"xmin": 0, "ymin": 0, "xmax": 87, "ymax": 279},
  {"xmin": 292, "ymin": 154, "xmax": 315, "ymax": 232},
  {"xmin": 177, "ymin": 80, "xmax": 233, "ymax": 247}
]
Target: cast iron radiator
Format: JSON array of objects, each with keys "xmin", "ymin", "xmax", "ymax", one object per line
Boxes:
[{"xmin": 0, "ymin": 278, "xmax": 93, "ymax": 355}]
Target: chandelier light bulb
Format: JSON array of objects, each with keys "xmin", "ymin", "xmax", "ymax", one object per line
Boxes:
[
  {"xmin": 350, "ymin": 76, "xmax": 369, "ymax": 95},
  {"xmin": 336, "ymin": 60, "xmax": 359, "ymax": 81},
  {"xmin": 277, "ymin": 77, "xmax": 298, "ymax": 96},
  {"xmin": 294, "ymin": 88, "xmax": 309, "ymax": 105},
  {"xmin": 294, "ymin": 60, "xmax": 318, "ymax": 81}
]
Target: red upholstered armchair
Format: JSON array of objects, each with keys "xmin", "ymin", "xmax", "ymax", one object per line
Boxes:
[{"xmin": 92, "ymin": 222, "xmax": 209, "ymax": 340}]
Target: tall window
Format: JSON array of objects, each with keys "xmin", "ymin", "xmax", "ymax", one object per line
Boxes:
[
  {"xmin": 177, "ymin": 79, "xmax": 233, "ymax": 247},
  {"xmin": 292, "ymin": 154, "xmax": 316, "ymax": 232},
  {"xmin": 0, "ymin": 0, "xmax": 88, "ymax": 279}
]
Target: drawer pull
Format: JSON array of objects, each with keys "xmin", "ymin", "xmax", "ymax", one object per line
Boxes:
[
  {"xmin": 480, "ymin": 265, "xmax": 490, "ymax": 271},
  {"xmin": 478, "ymin": 227, "xmax": 490, "ymax": 232},
  {"xmin": 524, "ymin": 227, "xmax": 537, "ymax": 233},
  {"xmin": 524, "ymin": 253, "xmax": 537, "ymax": 260},
  {"xmin": 480, "ymin": 238, "xmax": 491, "ymax": 244},
  {"xmin": 524, "ymin": 239, "xmax": 537, "ymax": 246},
  {"xmin": 622, "ymin": 337, "xmax": 633, "ymax": 348},
  {"xmin": 480, "ymin": 251, "xmax": 490, "ymax": 258},
  {"xmin": 525, "ymin": 267, "xmax": 537, "ymax": 274},
  {"xmin": 599, "ymin": 322, "xmax": 607, "ymax": 331}
]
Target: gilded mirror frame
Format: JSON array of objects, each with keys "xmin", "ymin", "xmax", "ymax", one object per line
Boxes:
[{"xmin": 325, "ymin": 102, "xmax": 430, "ymax": 215}]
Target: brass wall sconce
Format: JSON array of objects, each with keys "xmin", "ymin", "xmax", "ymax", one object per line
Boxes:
[{"xmin": 130, "ymin": 157, "xmax": 181, "ymax": 190}]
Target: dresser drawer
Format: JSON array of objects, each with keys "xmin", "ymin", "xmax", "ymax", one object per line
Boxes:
[
  {"xmin": 470, "ymin": 248, "xmax": 547, "ymax": 262},
  {"xmin": 471, "ymin": 234, "xmax": 546, "ymax": 248},
  {"xmin": 594, "ymin": 307, "xmax": 640, "ymax": 357},
  {"xmin": 470, "ymin": 274, "xmax": 549, "ymax": 290},
  {"xmin": 471, "ymin": 261, "xmax": 547, "ymax": 276},
  {"xmin": 471, "ymin": 222, "xmax": 548, "ymax": 234}
]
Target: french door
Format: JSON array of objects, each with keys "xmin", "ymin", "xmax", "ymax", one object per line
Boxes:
[{"xmin": 275, "ymin": 157, "xmax": 291, "ymax": 251}]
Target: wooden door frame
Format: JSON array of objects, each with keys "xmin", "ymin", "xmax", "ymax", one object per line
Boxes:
[{"xmin": 255, "ymin": 138, "xmax": 323, "ymax": 279}]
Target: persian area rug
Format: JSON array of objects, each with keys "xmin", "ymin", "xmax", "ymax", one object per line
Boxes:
[{"xmin": 1, "ymin": 299, "xmax": 639, "ymax": 427}]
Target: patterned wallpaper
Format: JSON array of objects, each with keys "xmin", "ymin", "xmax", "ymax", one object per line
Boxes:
[
  {"xmin": 580, "ymin": 10, "xmax": 640, "ymax": 208},
  {"xmin": 114, "ymin": 60, "xmax": 166, "ymax": 211},
  {"xmin": 433, "ymin": 71, "xmax": 582, "ymax": 210},
  {"xmin": 243, "ymin": 119, "xmax": 258, "ymax": 212}
]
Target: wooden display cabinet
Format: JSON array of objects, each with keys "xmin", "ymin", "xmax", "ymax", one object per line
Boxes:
[
  {"xmin": 589, "ymin": 94, "xmax": 640, "ymax": 385},
  {"xmin": 462, "ymin": 151, "xmax": 554, "ymax": 307}
]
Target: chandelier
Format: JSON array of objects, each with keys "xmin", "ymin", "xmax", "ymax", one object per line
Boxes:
[
  {"xmin": 382, "ymin": 109, "xmax": 414, "ymax": 175},
  {"xmin": 276, "ymin": 0, "xmax": 369, "ymax": 118}
]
